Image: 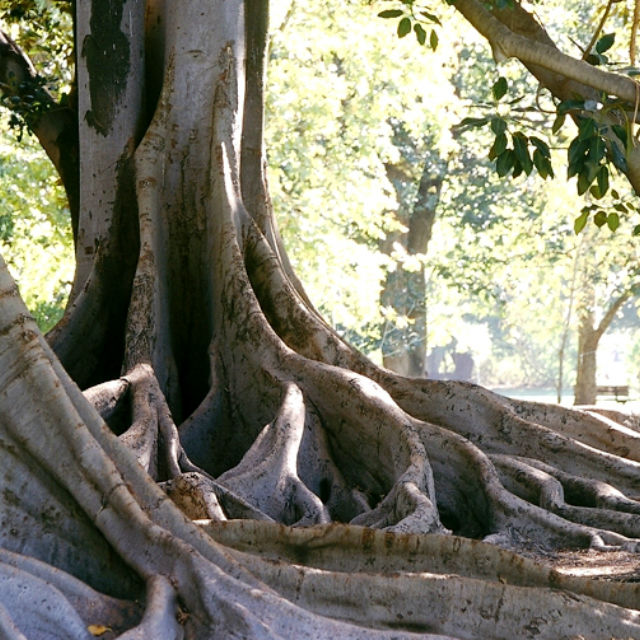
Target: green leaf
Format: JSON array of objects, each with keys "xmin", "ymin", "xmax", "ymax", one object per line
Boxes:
[
  {"xmin": 588, "ymin": 135, "xmax": 605, "ymax": 163},
  {"xmin": 529, "ymin": 136, "xmax": 550, "ymax": 157},
  {"xmin": 610, "ymin": 143, "xmax": 629, "ymax": 172},
  {"xmin": 533, "ymin": 149, "xmax": 553, "ymax": 179},
  {"xmin": 611, "ymin": 124, "xmax": 628, "ymax": 147},
  {"xmin": 378, "ymin": 9, "xmax": 403, "ymax": 18},
  {"xmin": 496, "ymin": 149, "xmax": 514, "ymax": 177},
  {"xmin": 574, "ymin": 211, "xmax": 589, "ymax": 234},
  {"xmin": 595, "ymin": 32, "xmax": 615, "ymax": 54},
  {"xmin": 597, "ymin": 165, "xmax": 609, "ymax": 196},
  {"xmin": 455, "ymin": 116, "xmax": 490, "ymax": 130},
  {"xmin": 419, "ymin": 11, "xmax": 441, "ymax": 25},
  {"xmin": 511, "ymin": 158, "xmax": 524, "ymax": 178},
  {"xmin": 552, "ymin": 113, "xmax": 566, "ymax": 133},
  {"xmin": 633, "ymin": 224, "xmax": 640, "ymax": 236},
  {"xmin": 429, "ymin": 29, "xmax": 439, "ymax": 50},
  {"xmin": 489, "ymin": 132, "xmax": 507, "ymax": 159},
  {"xmin": 397, "ymin": 17, "xmax": 411, "ymax": 38},
  {"xmin": 490, "ymin": 117, "xmax": 507, "ymax": 135},
  {"xmin": 594, "ymin": 210, "xmax": 607, "ymax": 227},
  {"xmin": 414, "ymin": 23, "xmax": 426, "ymax": 45},
  {"xmin": 512, "ymin": 132, "xmax": 533, "ymax": 175},
  {"xmin": 567, "ymin": 137, "xmax": 589, "ymax": 177},
  {"xmin": 607, "ymin": 212, "xmax": 620, "ymax": 231},
  {"xmin": 577, "ymin": 117, "xmax": 596, "ymax": 141},
  {"xmin": 492, "ymin": 77, "xmax": 508, "ymax": 101},
  {"xmin": 558, "ymin": 99, "xmax": 585, "ymax": 115},
  {"xmin": 586, "ymin": 53, "xmax": 605, "ymax": 66},
  {"xmin": 577, "ymin": 171, "xmax": 591, "ymax": 195}
]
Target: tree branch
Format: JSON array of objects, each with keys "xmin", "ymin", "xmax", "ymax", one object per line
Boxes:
[
  {"xmin": 594, "ymin": 289, "xmax": 632, "ymax": 342},
  {"xmin": 453, "ymin": 0, "xmax": 638, "ymax": 104},
  {"xmin": 632, "ymin": 0, "xmax": 640, "ymax": 67},
  {"xmin": 453, "ymin": 0, "xmax": 640, "ymax": 193}
]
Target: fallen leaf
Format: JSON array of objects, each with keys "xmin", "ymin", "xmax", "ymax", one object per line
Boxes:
[{"xmin": 88, "ymin": 625, "xmax": 112, "ymax": 636}]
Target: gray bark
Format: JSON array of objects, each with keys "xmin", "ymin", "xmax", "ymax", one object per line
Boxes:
[{"xmin": 1, "ymin": 1, "xmax": 640, "ymax": 638}]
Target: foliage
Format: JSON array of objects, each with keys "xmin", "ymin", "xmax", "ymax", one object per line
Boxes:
[
  {"xmin": 0, "ymin": 1, "xmax": 73, "ymax": 137},
  {"xmin": 266, "ymin": 0, "xmax": 460, "ymax": 357},
  {"xmin": 0, "ymin": 123, "xmax": 72, "ymax": 331}
]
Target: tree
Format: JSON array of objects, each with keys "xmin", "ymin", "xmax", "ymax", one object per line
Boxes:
[
  {"xmin": 379, "ymin": 120, "xmax": 445, "ymax": 377},
  {"xmin": 2, "ymin": 1, "xmax": 640, "ymax": 638},
  {"xmin": 572, "ymin": 227, "xmax": 640, "ymax": 404}
]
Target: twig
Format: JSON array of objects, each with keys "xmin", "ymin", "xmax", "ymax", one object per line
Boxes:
[
  {"xmin": 631, "ymin": 0, "xmax": 640, "ymax": 66},
  {"xmin": 583, "ymin": 0, "xmax": 615, "ymax": 60}
]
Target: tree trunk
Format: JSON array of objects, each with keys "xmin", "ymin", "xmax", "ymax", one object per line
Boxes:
[
  {"xmin": 2, "ymin": 2, "xmax": 640, "ymax": 638},
  {"xmin": 574, "ymin": 289, "xmax": 631, "ymax": 406},
  {"xmin": 380, "ymin": 143, "xmax": 442, "ymax": 377},
  {"xmin": 574, "ymin": 309, "xmax": 598, "ymax": 405}
]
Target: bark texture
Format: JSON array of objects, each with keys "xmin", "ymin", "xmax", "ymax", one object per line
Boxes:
[{"xmin": 1, "ymin": 1, "xmax": 640, "ymax": 639}]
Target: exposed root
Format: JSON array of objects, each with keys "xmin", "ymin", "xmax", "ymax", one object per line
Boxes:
[
  {"xmin": 491, "ymin": 454, "xmax": 640, "ymax": 546},
  {"xmin": 4, "ymin": 0, "xmax": 640, "ymax": 634},
  {"xmin": 117, "ymin": 575, "xmax": 182, "ymax": 640},
  {"xmin": 201, "ymin": 521, "xmax": 640, "ymax": 640},
  {"xmin": 218, "ymin": 382, "xmax": 331, "ymax": 525}
]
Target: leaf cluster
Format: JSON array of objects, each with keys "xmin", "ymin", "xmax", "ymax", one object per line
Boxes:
[
  {"xmin": 0, "ymin": 74, "xmax": 54, "ymax": 139},
  {"xmin": 575, "ymin": 190, "xmax": 640, "ymax": 235},
  {"xmin": 585, "ymin": 32, "xmax": 615, "ymax": 67},
  {"xmin": 456, "ymin": 77, "xmax": 554, "ymax": 181},
  {"xmin": 0, "ymin": 0, "xmax": 74, "ymax": 137},
  {"xmin": 375, "ymin": 0, "xmax": 455, "ymax": 50}
]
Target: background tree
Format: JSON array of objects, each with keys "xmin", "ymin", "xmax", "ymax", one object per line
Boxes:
[{"xmin": 1, "ymin": 2, "xmax": 640, "ymax": 639}]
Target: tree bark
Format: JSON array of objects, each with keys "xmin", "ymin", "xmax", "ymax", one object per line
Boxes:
[
  {"xmin": 1, "ymin": 2, "xmax": 640, "ymax": 638},
  {"xmin": 574, "ymin": 307, "xmax": 599, "ymax": 405}
]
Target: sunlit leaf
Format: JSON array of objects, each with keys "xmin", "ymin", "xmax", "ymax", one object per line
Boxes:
[
  {"xmin": 574, "ymin": 211, "xmax": 588, "ymax": 234},
  {"xmin": 397, "ymin": 17, "xmax": 411, "ymax": 38},
  {"xmin": 594, "ymin": 210, "xmax": 607, "ymax": 227},
  {"xmin": 378, "ymin": 10, "xmax": 403, "ymax": 18},
  {"xmin": 492, "ymin": 77, "xmax": 508, "ymax": 101},
  {"xmin": 429, "ymin": 29, "xmax": 438, "ymax": 50},
  {"xmin": 606, "ymin": 212, "xmax": 620, "ymax": 231},
  {"xmin": 595, "ymin": 32, "xmax": 615, "ymax": 54}
]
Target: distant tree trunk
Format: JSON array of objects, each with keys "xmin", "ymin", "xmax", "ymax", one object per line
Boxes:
[
  {"xmin": 574, "ymin": 290, "xmax": 631, "ymax": 405},
  {"xmin": 574, "ymin": 308, "xmax": 598, "ymax": 405},
  {"xmin": 557, "ymin": 241, "xmax": 581, "ymax": 403},
  {"xmin": 380, "ymin": 142, "xmax": 443, "ymax": 377}
]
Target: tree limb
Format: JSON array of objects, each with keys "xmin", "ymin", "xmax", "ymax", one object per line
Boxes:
[
  {"xmin": 453, "ymin": 0, "xmax": 638, "ymax": 105},
  {"xmin": 453, "ymin": 0, "xmax": 640, "ymax": 193},
  {"xmin": 594, "ymin": 289, "xmax": 631, "ymax": 342}
]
